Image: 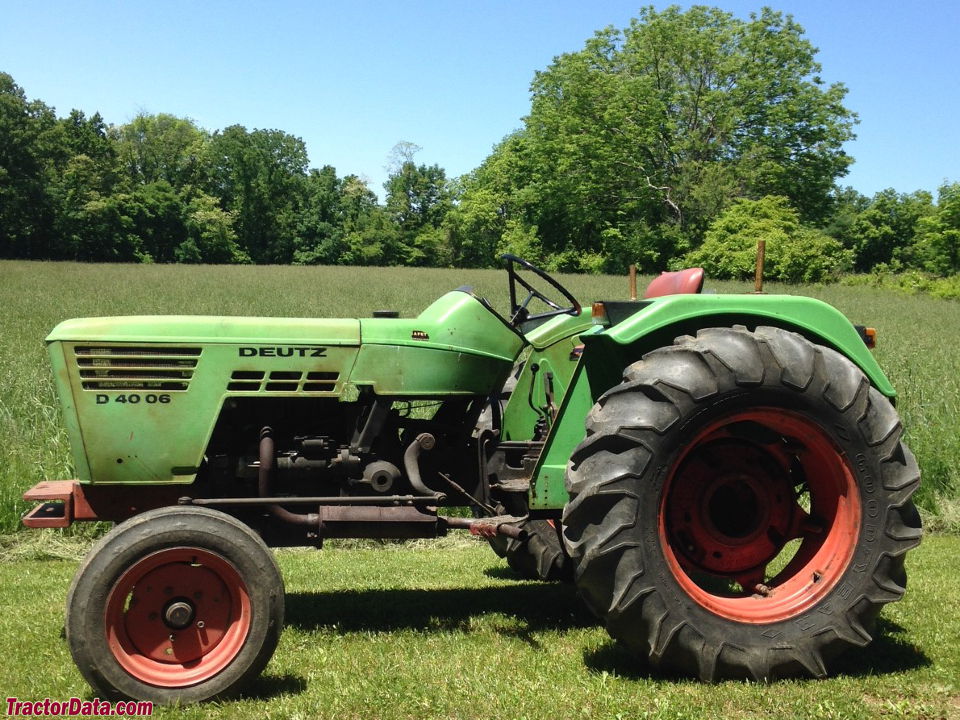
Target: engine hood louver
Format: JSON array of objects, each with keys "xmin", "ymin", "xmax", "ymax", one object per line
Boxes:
[
  {"xmin": 227, "ymin": 370, "xmax": 339, "ymax": 393},
  {"xmin": 74, "ymin": 346, "xmax": 201, "ymax": 391}
]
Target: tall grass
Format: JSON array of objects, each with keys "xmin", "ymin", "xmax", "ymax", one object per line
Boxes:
[
  {"xmin": 806, "ymin": 282, "xmax": 960, "ymax": 526},
  {"xmin": 1, "ymin": 261, "xmax": 957, "ymax": 533}
]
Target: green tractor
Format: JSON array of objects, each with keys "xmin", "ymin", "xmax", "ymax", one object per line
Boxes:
[{"xmin": 24, "ymin": 256, "xmax": 921, "ymax": 702}]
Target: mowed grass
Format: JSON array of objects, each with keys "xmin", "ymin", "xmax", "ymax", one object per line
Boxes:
[
  {"xmin": 0, "ymin": 535, "xmax": 958, "ymax": 720},
  {"xmin": 1, "ymin": 259, "xmax": 958, "ymax": 532}
]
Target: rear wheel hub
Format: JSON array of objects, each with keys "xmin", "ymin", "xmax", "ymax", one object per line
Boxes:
[
  {"xmin": 660, "ymin": 409, "xmax": 860, "ymax": 623},
  {"xmin": 668, "ymin": 440, "xmax": 796, "ymax": 576}
]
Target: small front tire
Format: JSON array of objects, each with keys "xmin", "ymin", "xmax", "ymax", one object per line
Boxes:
[
  {"xmin": 503, "ymin": 518, "xmax": 572, "ymax": 582},
  {"xmin": 66, "ymin": 506, "xmax": 284, "ymax": 703}
]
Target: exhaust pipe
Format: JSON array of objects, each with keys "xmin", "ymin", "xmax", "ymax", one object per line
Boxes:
[{"xmin": 259, "ymin": 427, "xmax": 319, "ymax": 527}]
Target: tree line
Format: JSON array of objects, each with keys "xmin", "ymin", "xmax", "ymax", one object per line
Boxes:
[{"xmin": 1, "ymin": 6, "xmax": 957, "ymax": 281}]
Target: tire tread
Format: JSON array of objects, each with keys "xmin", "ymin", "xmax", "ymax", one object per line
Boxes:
[{"xmin": 563, "ymin": 325, "xmax": 922, "ymax": 681}]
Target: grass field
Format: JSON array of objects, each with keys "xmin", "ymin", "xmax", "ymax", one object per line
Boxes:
[
  {"xmin": 0, "ymin": 535, "xmax": 957, "ymax": 720},
  {"xmin": 1, "ymin": 259, "xmax": 958, "ymax": 533}
]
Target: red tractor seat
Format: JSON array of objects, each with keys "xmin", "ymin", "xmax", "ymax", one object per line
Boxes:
[{"xmin": 643, "ymin": 268, "xmax": 705, "ymax": 299}]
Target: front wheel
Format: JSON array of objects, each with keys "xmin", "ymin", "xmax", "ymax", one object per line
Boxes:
[
  {"xmin": 562, "ymin": 326, "xmax": 922, "ymax": 681},
  {"xmin": 66, "ymin": 506, "xmax": 284, "ymax": 703}
]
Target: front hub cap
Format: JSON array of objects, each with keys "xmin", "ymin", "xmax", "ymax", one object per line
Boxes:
[{"xmin": 163, "ymin": 600, "xmax": 196, "ymax": 630}]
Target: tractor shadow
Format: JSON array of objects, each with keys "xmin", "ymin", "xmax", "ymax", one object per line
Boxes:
[
  {"xmin": 286, "ymin": 583, "xmax": 927, "ymax": 684},
  {"xmin": 285, "ymin": 581, "xmax": 596, "ymax": 635},
  {"xmin": 831, "ymin": 618, "xmax": 931, "ymax": 677},
  {"xmin": 483, "ymin": 566, "xmax": 528, "ymax": 581},
  {"xmin": 583, "ymin": 617, "xmax": 930, "ymax": 682}
]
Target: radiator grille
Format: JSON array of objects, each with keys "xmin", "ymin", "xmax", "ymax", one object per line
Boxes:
[{"xmin": 75, "ymin": 346, "xmax": 200, "ymax": 391}]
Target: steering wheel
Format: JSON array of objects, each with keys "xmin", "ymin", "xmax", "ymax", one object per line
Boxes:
[{"xmin": 502, "ymin": 254, "xmax": 582, "ymax": 326}]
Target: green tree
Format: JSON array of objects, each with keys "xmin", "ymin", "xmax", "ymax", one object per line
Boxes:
[
  {"xmin": 123, "ymin": 181, "xmax": 189, "ymax": 262},
  {"xmin": 849, "ymin": 189, "xmax": 934, "ymax": 271},
  {"xmin": 42, "ymin": 110, "xmax": 128, "ymax": 260},
  {"xmin": 52, "ymin": 153, "xmax": 109, "ymax": 259},
  {"xmin": 338, "ymin": 175, "xmax": 401, "ymax": 265},
  {"xmin": 293, "ymin": 166, "xmax": 347, "ymax": 265},
  {"xmin": 685, "ymin": 195, "xmax": 850, "ymax": 282},
  {"xmin": 462, "ymin": 6, "xmax": 856, "ymax": 271},
  {"xmin": 178, "ymin": 192, "xmax": 249, "ymax": 264},
  {"xmin": 821, "ymin": 186, "xmax": 871, "ymax": 253},
  {"xmin": 911, "ymin": 183, "xmax": 960, "ymax": 275},
  {"xmin": 60, "ymin": 110, "xmax": 117, "ymax": 181},
  {"xmin": 383, "ymin": 144, "xmax": 453, "ymax": 266},
  {"xmin": 447, "ymin": 133, "xmax": 532, "ymax": 268},
  {"xmin": 115, "ymin": 113, "xmax": 207, "ymax": 189},
  {"xmin": 0, "ymin": 73, "xmax": 61, "ymax": 258},
  {"xmin": 63, "ymin": 192, "xmax": 146, "ymax": 262},
  {"xmin": 204, "ymin": 125, "xmax": 309, "ymax": 263}
]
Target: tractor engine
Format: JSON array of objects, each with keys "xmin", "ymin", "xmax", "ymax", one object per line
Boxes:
[{"xmin": 198, "ymin": 394, "xmax": 486, "ymax": 512}]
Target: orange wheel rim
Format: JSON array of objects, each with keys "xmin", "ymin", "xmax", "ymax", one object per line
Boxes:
[
  {"xmin": 104, "ymin": 547, "xmax": 251, "ymax": 687},
  {"xmin": 659, "ymin": 408, "xmax": 861, "ymax": 623}
]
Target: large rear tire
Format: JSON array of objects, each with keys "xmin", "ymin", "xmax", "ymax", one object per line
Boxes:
[
  {"xmin": 66, "ymin": 506, "xmax": 284, "ymax": 703},
  {"xmin": 562, "ymin": 326, "xmax": 922, "ymax": 680}
]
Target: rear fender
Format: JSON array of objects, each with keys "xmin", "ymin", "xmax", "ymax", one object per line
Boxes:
[
  {"xmin": 591, "ymin": 294, "xmax": 892, "ymax": 394},
  {"xmin": 527, "ymin": 293, "xmax": 896, "ymax": 512}
]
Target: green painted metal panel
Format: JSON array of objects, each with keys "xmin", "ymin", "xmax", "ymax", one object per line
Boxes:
[
  {"xmin": 351, "ymin": 291, "xmax": 525, "ymax": 395},
  {"xmin": 360, "ymin": 291, "xmax": 525, "ymax": 362},
  {"xmin": 45, "ymin": 290, "xmax": 527, "ymax": 484},
  {"xmin": 48, "ymin": 342, "xmax": 92, "ymax": 483},
  {"xmin": 52, "ymin": 339, "xmax": 358, "ymax": 485},
  {"xmin": 48, "ymin": 316, "xmax": 361, "ymax": 345},
  {"xmin": 594, "ymin": 293, "xmax": 894, "ymax": 396},
  {"xmin": 350, "ymin": 345, "xmax": 514, "ymax": 395},
  {"xmin": 527, "ymin": 361, "xmax": 599, "ymax": 509},
  {"xmin": 523, "ymin": 312, "xmax": 593, "ymax": 350},
  {"xmin": 500, "ymin": 335, "xmax": 585, "ymax": 441},
  {"xmin": 499, "ymin": 313, "xmax": 593, "ymax": 441}
]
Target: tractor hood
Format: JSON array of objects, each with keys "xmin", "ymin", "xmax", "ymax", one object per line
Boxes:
[
  {"xmin": 43, "ymin": 291, "xmax": 528, "ymax": 486},
  {"xmin": 46, "ymin": 316, "xmax": 361, "ymax": 346},
  {"xmin": 45, "ymin": 290, "xmax": 525, "ymax": 363}
]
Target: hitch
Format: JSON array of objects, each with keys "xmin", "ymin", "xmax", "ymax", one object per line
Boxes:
[{"xmin": 440, "ymin": 515, "xmax": 528, "ymax": 541}]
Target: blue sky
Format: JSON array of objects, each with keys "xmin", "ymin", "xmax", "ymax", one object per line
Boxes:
[{"xmin": 2, "ymin": 0, "xmax": 958, "ymax": 200}]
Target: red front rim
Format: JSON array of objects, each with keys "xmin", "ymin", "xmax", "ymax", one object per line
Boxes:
[
  {"xmin": 104, "ymin": 547, "xmax": 251, "ymax": 687},
  {"xmin": 659, "ymin": 408, "xmax": 861, "ymax": 623}
]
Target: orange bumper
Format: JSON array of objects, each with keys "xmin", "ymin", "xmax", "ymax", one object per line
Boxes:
[
  {"xmin": 22, "ymin": 480, "xmax": 184, "ymax": 528},
  {"xmin": 22, "ymin": 481, "xmax": 87, "ymax": 528}
]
